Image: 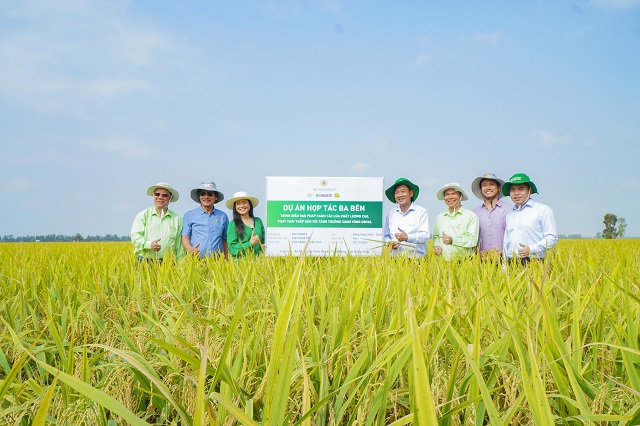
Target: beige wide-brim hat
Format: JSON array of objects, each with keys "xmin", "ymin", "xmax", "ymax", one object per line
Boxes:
[
  {"xmin": 436, "ymin": 182, "xmax": 469, "ymax": 201},
  {"xmin": 471, "ymin": 173, "xmax": 505, "ymax": 200},
  {"xmin": 226, "ymin": 191, "xmax": 260, "ymax": 210},
  {"xmin": 146, "ymin": 182, "xmax": 179, "ymax": 202}
]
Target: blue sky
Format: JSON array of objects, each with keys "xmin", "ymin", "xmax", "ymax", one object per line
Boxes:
[{"xmin": 1, "ymin": 0, "xmax": 639, "ymax": 238}]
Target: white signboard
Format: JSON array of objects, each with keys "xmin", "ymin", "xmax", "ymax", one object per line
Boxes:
[{"xmin": 265, "ymin": 177, "xmax": 384, "ymax": 256}]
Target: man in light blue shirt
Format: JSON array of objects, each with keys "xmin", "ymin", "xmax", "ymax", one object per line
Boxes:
[
  {"xmin": 182, "ymin": 181, "xmax": 229, "ymax": 259},
  {"xmin": 502, "ymin": 173, "xmax": 558, "ymax": 264},
  {"xmin": 383, "ymin": 178, "xmax": 430, "ymax": 258}
]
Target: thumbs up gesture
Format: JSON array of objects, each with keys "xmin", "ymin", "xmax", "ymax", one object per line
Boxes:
[
  {"xmin": 249, "ymin": 229, "xmax": 260, "ymax": 246},
  {"xmin": 518, "ymin": 243, "xmax": 530, "ymax": 257},
  {"xmin": 394, "ymin": 227, "xmax": 408, "ymax": 242},
  {"xmin": 151, "ymin": 238, "xmax": 161, "ymax": 251},
  {"xmin": 442, "ymin": 231, "xmax": 452, "ymax": 245}
]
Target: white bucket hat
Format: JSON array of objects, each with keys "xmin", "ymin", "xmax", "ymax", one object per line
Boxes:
[
  {"xmin": 226, "ymin": 191, "xmax": 260, "ymax": 210},
  {"xmin": 471, "ymin": 173, "xmax": 505, "ymax": 200},
  {"xmin": 190, "ymin": 181, "xmax": 224, "ymax": 203},
  {"xmin": 436, "ymin": 182, "xmax": 469, "ymax": 201},
  {"xmin": 146, "ymin": 182, "xmax": 179, "ymax": 202}
]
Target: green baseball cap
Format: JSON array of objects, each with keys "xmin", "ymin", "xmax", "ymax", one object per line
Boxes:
[
  {"xmin": 385, "ymin": 178, "xmax": 419, "ymax": 203},
  {"xmin": 502, "ymin": 173, "xmax": 539, "ymax": 196}
]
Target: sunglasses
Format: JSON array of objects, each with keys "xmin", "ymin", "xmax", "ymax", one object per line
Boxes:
[
  {"xmin": 199, "ymin": 191, "xmax": 215, "ymax": 197},
  {"xmin": 154, "ymin": 192, "xmax": 171, "ymax": 199}
]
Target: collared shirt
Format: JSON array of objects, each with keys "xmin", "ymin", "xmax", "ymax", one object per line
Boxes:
[
  {"xmin": 383, "ymin": 203, "xmax": 430, "ymax": 258},
  {"xmin": 182, "ymin": 206, "xmax": 229, "ymax": 258},
  {"xmin": 131, "ymin": 207, "xmax": 185, "ymax": 261},
  {"xmin": 503, "ymin": 198, "xmax": 558, "ymax": 259},
  {"xmin": 433, "ymin": 207, "xmax": 479, "ymax": 261},
  {"xmin": 228, "ymin": 217, "xmax": 265, "ymax": 258},
  {"xmin": 473, "ymin": 199, "xmax": 509, "ymax": 253}
]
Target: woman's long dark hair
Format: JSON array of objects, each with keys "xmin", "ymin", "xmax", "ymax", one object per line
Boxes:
[{"xmin": 233, "ymin": 201, "xmax": 255, "ymax": 239}]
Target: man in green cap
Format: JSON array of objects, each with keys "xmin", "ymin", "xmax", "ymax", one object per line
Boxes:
[
  {"xmin": 383, "ymin": 178, "xmax": 430, "ymax": 258},
  {"xmin": 502, "ymin": 173, "xmax": 558, "ymax": 264}
]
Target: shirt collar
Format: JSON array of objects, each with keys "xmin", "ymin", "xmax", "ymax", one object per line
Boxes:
[
  {"xmin": 513, "ymin": 198, "xmax": 534, "ymax": 211},
  {"xmin": 444, "ymin": 206, "xmax": 464, "ymax": 217},
  {"xmin": 395, "ymin": 202, "xmax": 416, "ymax": 214},
  {"xmin": 199, "ymin": 205, "xmax": 216, "ymax": 215},
  {"xmin": 152, "ymin": 208, "xmax": 174, "ymax": 218},
  {"xmin": 480, "ymin": 198, "xmax": 505, "ymax": 210}
]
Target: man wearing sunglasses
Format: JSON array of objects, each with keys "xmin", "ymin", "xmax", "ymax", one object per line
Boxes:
[
  {"xmin": 131, "ymin": 182, "xmax": 186, "ymax": 262},
  {"xmin": 182, "ymin": 181, "xmax": 229, "ymax": 259}
]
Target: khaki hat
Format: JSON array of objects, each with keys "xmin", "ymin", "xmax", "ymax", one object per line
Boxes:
[
  {"xmin": 226, "ymin": 191, "xmax": 259, "ymax": 210},
  {"xmin": 190, "ymin": 181, "xmax": 224, "ymax": 203},
  {"xmin": 436, "ymin": 182, "xmax": 469, "ymax": 201},
  {"xmin": 471, "ymin": 173, "xmax": 505, "ymax": 200},
  {"xmin": 146, "ymin": 182, "xmax": 179, "ymax": 202}
]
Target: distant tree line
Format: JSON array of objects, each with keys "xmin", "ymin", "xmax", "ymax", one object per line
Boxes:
[
  {"xmin": 1, "ymin": 234, "xmax": 130, "ymax": 242},
  {"xmin": 558, "ymin": 234, "xmax": 584, "ymax": 239}
]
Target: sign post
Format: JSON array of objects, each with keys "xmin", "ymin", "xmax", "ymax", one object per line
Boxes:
[{"xmin": 265, "ymin": 177, "xmax": 384, "ymax": 256}]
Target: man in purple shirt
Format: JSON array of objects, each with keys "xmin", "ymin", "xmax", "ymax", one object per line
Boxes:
[{"xmin": 471, "ymin": 173, "xmax": 509, "ymax": 258}]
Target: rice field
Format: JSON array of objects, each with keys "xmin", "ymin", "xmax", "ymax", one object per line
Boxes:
[{"xmin": 0, "ymin": 239, "xmax": 639, "ymax": 425}]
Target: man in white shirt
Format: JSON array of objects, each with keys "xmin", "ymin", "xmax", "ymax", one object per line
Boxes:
[
  {"xmin": 502, "ymin": 173, "xmax": 558, "ymax": 264},
  {"xmin": 383, "ymin": 178, "xmax": 430, "ymax": 258}
]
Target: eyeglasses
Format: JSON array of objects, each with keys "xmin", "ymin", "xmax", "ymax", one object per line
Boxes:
[
  {"xmin": 154, "ymin": 192, "xmax": 171, "ymax": 198},
  {"xmin": 199, "ymin": 191, "xmax": 215, "ymax": 197}
]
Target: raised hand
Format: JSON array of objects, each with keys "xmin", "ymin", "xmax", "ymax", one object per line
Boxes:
[
  {"xmin": 394, "ymin": 227, "xmax": 408, "ymax": 242},
  {"xmin": 441, "ymin": 231, "xmax": 453, "ymax": 245},
  {"xmin": 249, "ymin": 230, "xmax": 260, "ymax": 246}
]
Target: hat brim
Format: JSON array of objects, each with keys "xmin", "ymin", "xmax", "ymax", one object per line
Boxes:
[
  {"xmin": 436, "ymin": 186, "xmax": 469, "ymax": 201},
  {"xmin": 147, "ymin": 185, "xmax": 179, "ymax": 202},
  {"xmin": 226, "ymin": 196, "xmax": 259, "ymax": 210},
  {"xmin": 502, "ymin": 181, "xmax": 538, "ymax": 197},
  {"xmin": 385, "ymin": 179, "xmax": 419, "ymax": 203},
  {"xmin": 471, "ymin": 176, "xmax": 505, "ymax": 200},
  {"xmin": 190, "ymin": 189, "xmax": 224, "ymax": 204}
]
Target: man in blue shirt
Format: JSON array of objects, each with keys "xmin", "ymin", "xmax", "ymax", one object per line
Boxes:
[
  {"xmin": 502, "ymin": 173, "xmax": 558, "ymax": 264},
  {"xmin": 182, "ymin": 181, "xmax": 229, "ymax": 259}
]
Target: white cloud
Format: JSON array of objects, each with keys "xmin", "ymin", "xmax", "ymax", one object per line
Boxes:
[
  {"xmin": 0, "ymin": 0, "xmax": 192, "ymax": 112},
  {"xmin": 530, "ymin": 130, "xmax": 570, "ymax": 146},
  {"xmin": 591, "ymin": 0, "xmax": 640, "ymax": 9},
  {"xmin": 459, "ymin": 31, "xmax": 504, "ymax": 43},
  {"xmin": 86, "ymin": 137, "xmax": 149, "ymax": 159},
  {"xmin": 374, "ymin": 137, "xmax": 390, "ymax": 152},
  {"xmin": 420, "ymin": 176, "xmax": 440, "ymax": 188},
  {"xmin": 350, "ymin": 162, "xmax": 370, "ymax": 172},
  {"xmin": 5, "ymin": 178, "xmax": 32, "ymax": 191},
  {"xmin": 412, "ymin": 52, "xmax": 432, "ymax": 68},
  {"xmin": 621, "ymin": 177, "xmax": 640, "ymax": 189},
  {"xmin": 84, "ymin": 79, "xmax": 149, "ymax": 98}
]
